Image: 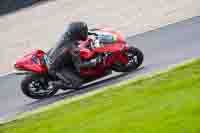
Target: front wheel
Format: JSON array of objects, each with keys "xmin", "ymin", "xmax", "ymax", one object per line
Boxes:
[
  {"xmin": 21, "ymin": 74, "xmax": 58, "ymax": 99},
  {"xmin": 112, "ymin": 47, "xmax": 144, "ymax": 72}
]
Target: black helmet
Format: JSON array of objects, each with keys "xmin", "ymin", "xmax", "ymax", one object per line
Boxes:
[{"xmin": 67, "ymin": 21, "xmax": 88, "ymax": 41}]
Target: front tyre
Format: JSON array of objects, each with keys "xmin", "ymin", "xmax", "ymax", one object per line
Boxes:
[
  {"xmin": 126, "ymin": 47, "xmax": 144, "ymax": 69},
  {"xmin": 21, "ymin": 74, "xmax": 58, "ymax": 99},
  {"xmin": 112, "ymin": 47, "xmax": 144, "ymax": 72}
]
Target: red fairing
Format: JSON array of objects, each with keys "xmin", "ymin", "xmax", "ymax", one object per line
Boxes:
[
  {"xmin": 78, "ymin": 29, "xmax": 129, "ymax": 77},
  {"xmin": 15, "ymin": 49, "xmax": 48, "ymax": 73},
  {"xmin": 15, "ymin": 28, "xmax": 129, "ymax": 77},
  {"xmin": 79, "ymin": 39, "xmax": 96, "ymax": 60},
  {"xmin": 79, "ymin": 64, "xmax": 106, "ymax": 76}
]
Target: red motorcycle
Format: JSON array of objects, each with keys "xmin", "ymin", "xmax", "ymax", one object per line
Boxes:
[{"xmin": 14, "ymin": 28, "xmax": 144, "ymax": 99}]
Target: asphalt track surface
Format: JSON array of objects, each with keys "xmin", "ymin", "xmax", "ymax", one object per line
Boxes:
[{"xmin": 0, "ymin": 16, "xmax": 200, "ymax": 121}]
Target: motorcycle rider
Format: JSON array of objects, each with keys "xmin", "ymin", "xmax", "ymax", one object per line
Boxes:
[
  {"xmin": 48, "ymin": 21, "xmax": 100, "ymax": 89},
  {"xmin": 48, "ymin": 21, "xmax": 117, "ymax": 89}
]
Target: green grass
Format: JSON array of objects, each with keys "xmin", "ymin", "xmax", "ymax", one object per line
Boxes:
[{"xmin": 1, "ymin": 59, "xmax": 200, "ymax": 133}]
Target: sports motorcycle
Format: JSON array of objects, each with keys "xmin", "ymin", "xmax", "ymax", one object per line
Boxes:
[{"xmin": 14, "ymin": 28, "xmax": 144, "ymax": 99}]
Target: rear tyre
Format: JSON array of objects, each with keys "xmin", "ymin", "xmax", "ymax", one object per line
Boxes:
[
  {"xmin": 21, "ymin": 74, "xmax": 58, "ymax": 99},
  {"xmin": 112, "ymin": 46, "xmax": 144, "ymax": 72}
]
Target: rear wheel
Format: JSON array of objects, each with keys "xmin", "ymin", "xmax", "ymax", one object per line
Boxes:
[
  {"xmin": 112, "ymin": 46, "xmax": 144, "ymax": 72},
  {"xmin": 21, "ymin": 74, "xmax": 58, "ymax": 99}
]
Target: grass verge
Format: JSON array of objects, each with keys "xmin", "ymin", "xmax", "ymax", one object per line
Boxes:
[{"xmin": 1, "ymin": 59, "xmax": 200, "ymax": 133}]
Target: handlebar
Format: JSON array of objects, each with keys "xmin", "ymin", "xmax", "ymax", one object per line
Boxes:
[{"xmin": 88, "ymin": 31, "xmax": 97, "ymax": 36}]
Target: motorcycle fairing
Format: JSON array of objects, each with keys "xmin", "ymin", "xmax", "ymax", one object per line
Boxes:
[
  {"xmin": 15, "ymin": 28, "xmax": 129, "ymax": 77},
  {"xmin": 15, "ymin": 49, "xmax": 48, "ymax": 73},
  {"xmin": 79, "ymin": 38, "xmax": 96, "ymax": 60},
  {"xmin": 78, "ymin": 29, "xmax": 129, "ymax": 77}
]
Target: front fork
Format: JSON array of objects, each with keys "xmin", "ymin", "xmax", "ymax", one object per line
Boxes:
[
  {"xmin": 105, "ymin": 47, "xmax": 129, "ymax": 67},
  {"xmin": 116, "ymin": 45, "xmax": 129, "ymax": 65}
]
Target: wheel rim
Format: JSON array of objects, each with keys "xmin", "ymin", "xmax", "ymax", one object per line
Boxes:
[
  {"xmin": 127, "ymin": 52, "xmax": 138, "ymax": 65},
  {"xmin": 28, "ymin": 80, "xmax": 53, "ymax": 96}
]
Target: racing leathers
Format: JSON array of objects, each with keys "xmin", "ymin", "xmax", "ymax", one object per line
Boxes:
[{"xmin": 47, "ymin": 29, "xmax": 98, "ymax": 87}]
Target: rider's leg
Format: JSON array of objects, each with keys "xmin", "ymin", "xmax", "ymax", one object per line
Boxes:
[
  {"xmin": 47, "ymin": 49, "xmax": 71, "ymax": 85},
  {"xmin": 48, "ymin": 48, "xmax": 83, "ymax": 89},
  {"xmin": 56, "ymin": 67, "xmax": 82, "ymax": 89}
]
